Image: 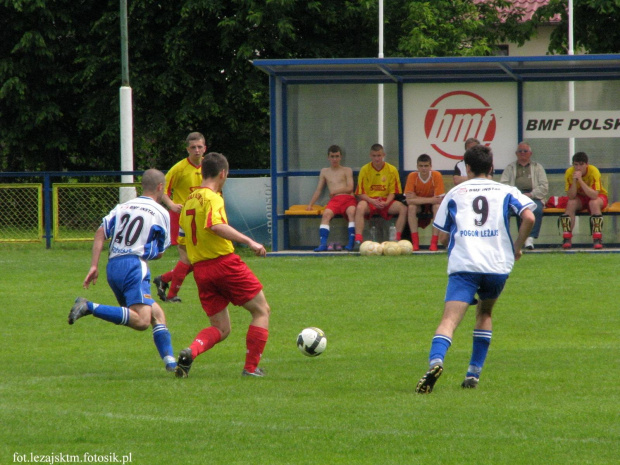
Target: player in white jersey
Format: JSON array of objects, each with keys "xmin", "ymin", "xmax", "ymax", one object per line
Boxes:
[
  {"xmin": 416, "ymin": 145, "xmax": 535, "ymax": 394},
  {"xmin": 68, "ymin": 169, "xmax": 177, "ymax": 372}
]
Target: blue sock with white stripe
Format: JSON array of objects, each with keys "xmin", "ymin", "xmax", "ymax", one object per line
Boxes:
[
  {"xmin": 91, "ymin": 304, "xmax": 130, "ymax": 326},
  {"xmin": 467, "ymin": 330, "xmax": 492, "ymax": 378},
  {"xmin": 429, "ymin": 334, "xmax": 452, "ymax": 368},
  {"xmin": 319, "ymin": 225, "xmax": 330, "ymax": 247},
  {"xmin": 152, "ymin": 324, "xmax": 176, "ymax": 371},
  {"xmin": 346, "ymin": 224, "xmax": 355, "ymax": 250}
]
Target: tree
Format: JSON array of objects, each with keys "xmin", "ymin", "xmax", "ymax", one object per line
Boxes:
[
  {"xmin": 533, "ymin": 0, "xmax": 620, "ymax": 54},
  {"xmin": 0, "ymin": 1, "xmax": 538, "ymax": 173},
  {"xmin": 390, "ymin": 0, "xmax": 535, "ymax": 57}
]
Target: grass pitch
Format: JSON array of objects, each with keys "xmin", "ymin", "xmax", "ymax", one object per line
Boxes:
[{"xmin": 1, "ymin": 243, "xmax": 618, "ymax": 464}]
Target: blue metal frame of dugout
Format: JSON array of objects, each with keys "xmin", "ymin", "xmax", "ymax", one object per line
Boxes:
[{"xmin": 254, "ymin": 55, "xmax": 620, "ymax": 251}]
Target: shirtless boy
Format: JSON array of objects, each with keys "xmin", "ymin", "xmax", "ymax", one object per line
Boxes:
[{"xmin": 307, "ymin": 145, "xmax": 357, "ymax": 251}]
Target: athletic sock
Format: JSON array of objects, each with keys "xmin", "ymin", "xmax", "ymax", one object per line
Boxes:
[
  {"xmin": 189, "ymin": 326, "xmax": 222, "ymax": 359},
  {"xmin": 346, "ymin": 224, "xmax": 355, "ymax": 249},
  {"xmin": 411, "ymin": 232, "xmax": 420, "ymax": 250},
  {"xmin": 396, "ymin": 231, "xmax": 402, "ymax": 241},
  {"xmin": 92, "ymin": 304, "xmax": 130, "ymax": 326},
  {"xmin": 152, "ymin": 324, "xmax": 175, "ymax": 368},
  {"xmin": 315, "ymin": 225, "xmax": 330, "ymax": 251},
  {"xmin": 167, "ymin": 261, "xmax": 193, "ymax": 299},
  {"xmin": 354, "ymin": 233, "xmax": 363, "ymax": 243},
  {"xmin": 429, "ymin": 334, "xmax": 452, "ymax": 367},
  {"xmin": 467, "ymin": 330, "xmax": 492, "ymax": 378},
  {"xmin": 161, "ymin": 270, "xmax": 173, "ymax": 283},
  {"xmin": 244, "ymin": 325, "xmax": 269, "ymax": 372},
  {"xmin": 319, "ymin": 225, "xmax": 330, "ymax": 246}
]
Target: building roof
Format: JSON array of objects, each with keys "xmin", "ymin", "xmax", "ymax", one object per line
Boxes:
[
  {"xmin": 515, "ymin": 0, "xmax": 554, "ymax": 21},
  {"xmin": 253, "ymin": 55, "xmax": 620, "ymax": 84},
  {"xmin": 475, "ymin": 0, "xmax": 561, "ymax": 23}
]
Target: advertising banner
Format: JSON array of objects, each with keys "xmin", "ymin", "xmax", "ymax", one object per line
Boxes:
[
  {"xmin": 524, "ymin": 111, "xmax": 620, "ymax": 138},
  {"xmin": 403, "ymin": 83, "xmax": 518, "ymax": 171}
]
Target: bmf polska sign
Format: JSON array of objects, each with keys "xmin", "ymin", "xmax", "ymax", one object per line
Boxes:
[{"xmin": 524, "ymin": 111, "xmax": 620, "ymax": 138}]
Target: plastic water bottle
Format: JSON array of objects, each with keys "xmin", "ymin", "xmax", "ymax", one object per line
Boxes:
[
  {"xmin": 370, "ymin": 225, "xmax": 377, "ymax": 242},
  {"xmin": 389, "ymin": 223, "xmax": 396, "ymax": 241}
]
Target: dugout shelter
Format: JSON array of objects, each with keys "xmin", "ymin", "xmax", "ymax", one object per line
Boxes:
[{"xmin": 253, "ymin": 55, "xmax": 620, "ymax": 251}]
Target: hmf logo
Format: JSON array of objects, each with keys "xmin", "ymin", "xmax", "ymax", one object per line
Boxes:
[{"xmin": 424, "ymin": 91, "xmax": 496, "ymax": 160}]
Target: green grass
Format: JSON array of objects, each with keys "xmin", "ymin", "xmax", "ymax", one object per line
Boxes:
[{"xmin": 1, "ymin": 243, "xmax": 618, "ymax": 464}]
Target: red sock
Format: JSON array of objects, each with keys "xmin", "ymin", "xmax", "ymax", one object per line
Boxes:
[
  {"xmin": 244, "ymin": 325, "xmax": 269, "ymax": 372},
  {"xmin": 411, "ymin": 232, "xmax": 420, "ymax": 250},
  {"xmin": 190, "ymin": 326, "xmax": 222, "ymax": 359},
  {"xmin": 431, "ymin": 235, "xmax": 439, "ymax": 246},
  {"xmin": 167, "ymin": 261, "xmax": 193, "ymax": 298},
  {"xmin": 396, "ymin": 231, "xmax": 402, "ymax": 240},
  {"xmin": 354, "ymin": 233, "xmax": 363, "ymax": 242},
  {"xmin": 161, "ymin": 270, "xmax": 173, "ymax": 283}
]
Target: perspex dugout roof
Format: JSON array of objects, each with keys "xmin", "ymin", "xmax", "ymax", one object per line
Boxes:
[{"xmin": 253, "ymin": 54, "xmax": 620, "ymax": 84}]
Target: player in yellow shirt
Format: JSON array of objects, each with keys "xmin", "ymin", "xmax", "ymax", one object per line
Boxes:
[
  {"xmin": 353, "ymin": 144, "xmax": 407, "ymax": 248},
  {"xmin": 561, "ymin": 152, "xmax": 608, "ymax": 249},
  {"xmin": 175, "ymin": 152, "xmax": 271, "ymax": 378},
  {"xmin": 404, "ymin": 154, "xmax": 446, "ymax": 251},
  {"xmin": 153, "ymin": 132, "xmax": 206, "ymax": 303}
]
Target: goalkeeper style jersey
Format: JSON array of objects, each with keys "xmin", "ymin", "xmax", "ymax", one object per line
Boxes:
[
  {"xmin": 102, "ymin": 196, "xmax": 170, "ymax": 261},
  {"xmin": 564, "ymin": 165, "xmax": 608, "ymax": 196},
  {"xmin": 433, "ymin": 178, "xmax": 535, "ymax": 275},
  {"xmin": 404, "ymin": 171, "xmax": 445, "ymax": 198},
  {"xmin": 164, "ymin": 157, "xmax": 203, "ymax": 205},
  {"xmin": 180, "ymin": 187, "xmax": 235, "ymax": 263},
  {"xmin": 355, "ymin": 162, "xmax": 402, "ymax": 198}
]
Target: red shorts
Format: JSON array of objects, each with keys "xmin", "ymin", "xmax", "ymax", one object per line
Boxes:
[
  {"xmin": 169, "ymin": 210, "xmax": 180, "ymax": 246},
  {"xmin": 193, "ymin": 254, "xmax": 263, "ymax": 316},
  {"xmin": 365, "ymin": 198, "xmax": 395, "ymax": 221},
  {"xmin": 325, "ymin": 195, "xmax": 357, "ymax": 216},
  {"xmin": 576, "ymin": 194, "xmax": 608, "ymax": 212}
]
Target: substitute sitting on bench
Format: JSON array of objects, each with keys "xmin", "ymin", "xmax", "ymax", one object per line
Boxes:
[{"xmin": 560, "ymin": 152, "xmax": 608, "ymax": 249}]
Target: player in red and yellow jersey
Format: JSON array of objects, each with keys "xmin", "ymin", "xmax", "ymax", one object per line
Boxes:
[
  {"xmin": 353, "ymin": 143, "xmax": 407, "ymax": 248},
  {"xmin": 174, "ymin": 152, "xmax": 271, "ymax": 378},
  {"xmin": 153, "ymin": 132, "xmax": 206, "ymax": 303},
  {"xmin": 404, "ymin": 154, "xmax": 446, "ymax": 251},
  {"xmin": 561, "ymin": 152, "xmax": 608, "ymax": 249}
]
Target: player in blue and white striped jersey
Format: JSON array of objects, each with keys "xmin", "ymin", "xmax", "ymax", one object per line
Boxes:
[
  {"xmin": 68, "ymin": 169, "xmax": 177, "ymax": 372},
  {"xmin": 416, "ymin": 145, "xmax": 535, "ymax": 393}
]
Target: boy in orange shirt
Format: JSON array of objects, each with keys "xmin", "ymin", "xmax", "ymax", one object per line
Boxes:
[{"xmin": 404, "ymin": 154, "xmax": 445, "ymax": 251}]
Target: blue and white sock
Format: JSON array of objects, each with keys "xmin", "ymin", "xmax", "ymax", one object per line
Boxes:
[
  {"xmin": 347, "ymin": 223, "xmax": 355, "ymax": 249},
  {"xmin": 319, "ymin": 225, "xmax": 330, "ymax": 247},
  {"xmin": 429, "ymin": 334, "xmax": 452, "ymax": 368},
  {"xmin": 152, "ymin": 324, "xmax": 176, "ymax": 370},
  {"xmin": 467, "ymin": 329, "xmax": 492, "ymax": 378},
  {"xmin": 92, "ymin": 304, "xmax": 130, "ymax": 326}
]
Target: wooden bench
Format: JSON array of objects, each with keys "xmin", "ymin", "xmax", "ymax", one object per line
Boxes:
[{"xmin": 543, "ymin": 202, "xmax": 620, "ymax": 216}]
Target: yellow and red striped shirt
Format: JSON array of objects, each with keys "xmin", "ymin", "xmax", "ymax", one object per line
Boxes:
[
  {"xmin": 164, "ymin": 157, "xmax": 203, "ymax": 205},
  {"xmin": 180, "ymin": 187, "xmax": 234, "ymax": 264},
  {"xmin": 565, "ymin": 165, "xmax": 607, "ymax": 196},
  {"xmin": 355, "ymin": 162, "xmax": 402, "ymax": 198}
]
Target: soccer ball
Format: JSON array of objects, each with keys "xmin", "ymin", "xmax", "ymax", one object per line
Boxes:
[
  {"xmin": 397, "ymin": 239, "xmax": 413, "ymax": 255},
  {"xmin": 382, "ymin": 241, "xmax": 401, "ymax": 255},
  {"xmin": 360, "ymin": 241, "xmax": 383, "ymax": 256},
  {"xmin": 297, "ymin": 327, "xmax": 327, "ymax": 357}
]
